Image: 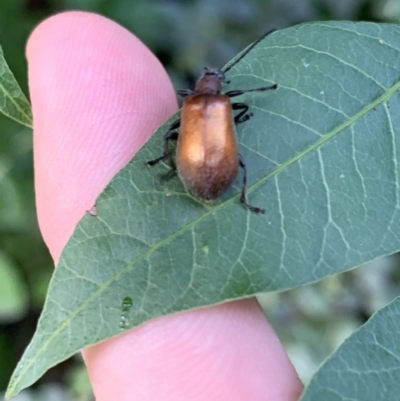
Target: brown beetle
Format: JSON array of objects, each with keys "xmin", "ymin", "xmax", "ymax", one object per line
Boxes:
[{"xmin": 147, "ymin": 30, "xmax": 278, "ymax": 213}]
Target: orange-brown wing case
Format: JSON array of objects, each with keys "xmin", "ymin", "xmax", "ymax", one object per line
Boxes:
[{"xmin": 176, "ymin": 94, "xmax": 239, "ymax": 201}]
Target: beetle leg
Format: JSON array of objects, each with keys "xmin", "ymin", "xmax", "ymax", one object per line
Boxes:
[
  {"xmin": 146, "ymin": 119, "xmax": 180, "ymax": 167},
  {"xmin": 160, "ymin": 161, "xmax": 177, "ymax": 181},
  {"xmin": 239, "ymin": 154, "xmax": 265, "ymax": 214},
  {"xmin": 232, "ymin": 102, "xmax": 254, "ymax": 124},
  {"xmin": 176, "ymin": 89, "xmax": 194, "ymax": 98},
  {"xmin": 225, "ymin": 83, "xmax": 278, "ymax": 98}
]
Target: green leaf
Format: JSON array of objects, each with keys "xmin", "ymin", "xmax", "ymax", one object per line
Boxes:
[
  {"xmin": 300, "ymin": 296, "xmax": 400, "ymax": 401},
  {"xmin": 7, "ymin": 21, "xmax": 400, "ymax": 397},
  {"xmin": 0, "ymin": 46, "xmax": 32, "ymax": 128}
]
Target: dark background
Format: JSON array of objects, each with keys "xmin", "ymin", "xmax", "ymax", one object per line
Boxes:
[{"xmin": 1, "ymin": 0, "xmax": 400, "ymax": 400}]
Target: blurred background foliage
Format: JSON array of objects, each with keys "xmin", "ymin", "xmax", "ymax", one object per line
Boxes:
[{"xmin": 1, "ymin": 0, "xmax": 400, "ymax": 400}]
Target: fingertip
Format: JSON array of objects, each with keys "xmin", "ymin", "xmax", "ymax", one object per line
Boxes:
[{"xmin": 28, "ymin": 11, "xmax": 177, "ymax": 261}]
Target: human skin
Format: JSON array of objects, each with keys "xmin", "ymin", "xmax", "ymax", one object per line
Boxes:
[{"xmin": 27, "ymin": 11, "xmax": 303, "ymax": 401}]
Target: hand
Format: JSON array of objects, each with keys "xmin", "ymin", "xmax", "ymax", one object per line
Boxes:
[{"xmin": 27, "ymin": 11, "xmax": 303, "ymax": 400}]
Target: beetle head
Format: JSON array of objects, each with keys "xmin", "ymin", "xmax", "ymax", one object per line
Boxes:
[{"xmin": 194, "ymin": 67, "xmax": 228, "ymax": 94}]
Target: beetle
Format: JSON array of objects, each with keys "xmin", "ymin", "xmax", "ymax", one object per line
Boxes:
[{"xmin": 147, "ymin": 29, "xmax": 278, "ymax": 213}]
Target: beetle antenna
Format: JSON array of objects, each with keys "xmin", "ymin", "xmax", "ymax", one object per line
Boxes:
[{"xmin": 222, "ymin": 28, "xmax": 277, "ymax": 74}]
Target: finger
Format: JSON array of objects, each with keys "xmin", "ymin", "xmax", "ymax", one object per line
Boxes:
[{"xmin": 27, "ymin": 12, "xmax": 303, "ymax": 401}]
